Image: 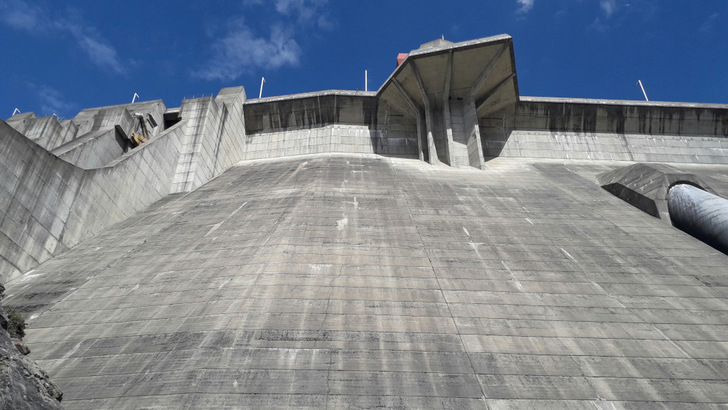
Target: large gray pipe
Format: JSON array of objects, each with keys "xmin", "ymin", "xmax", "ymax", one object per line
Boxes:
[{"xmin": 667, "ymin": 184, "xmax": 728, "ymax": 254}]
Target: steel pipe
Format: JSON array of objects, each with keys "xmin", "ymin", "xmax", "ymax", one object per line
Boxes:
[{"xmin": 667, "ymin": 184, "xmax": 728, "ymax": 254}]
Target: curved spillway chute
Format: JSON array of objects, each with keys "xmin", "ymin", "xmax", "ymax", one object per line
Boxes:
[{"xmin": 667, "ymin": 183, "xmax": 728, "ymax": 254}]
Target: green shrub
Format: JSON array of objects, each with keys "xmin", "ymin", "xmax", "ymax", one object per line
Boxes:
[{"xmin": 3, "ymin": 307, "xmax": 25, "ymax": 339}]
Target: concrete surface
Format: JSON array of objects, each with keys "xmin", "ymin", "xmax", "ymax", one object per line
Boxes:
[
  {"xmin": 244, "ymin": 91, "xmax": 418, "ymax": 159},
  {"xmin": 170, "ymin": 86, "xmax": 248, "ymax": 193},
  {"xmin": 0, "ymin": 118, "xmax": 186, "ymax": 282},
  {"xmin": 597, "ymin": 163, "xmax": 718, "ymax": 221},
  {"xmin": 6, "ymin": 113, "xmax": 77, "ymax": 152},
  {"xmin": 379, "ymin": 34, "xmax": 517, "ymax": 168},
  {"xmin": 4, "ymin": 154, "xmax": 728, "ymax": 408},
  {"xmin": 3, "ymin": 34, "xmax": 727, "ymax": 282},
  {"xmin": 481, "ymin": 97, "xmax": 728, "ymax": 162},
  {"xmin": 0, "ymin": 88, "xmax": 250, "ymax": 281}
]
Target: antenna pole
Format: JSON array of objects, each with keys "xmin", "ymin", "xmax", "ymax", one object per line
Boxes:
[
  {"xmin": 12, "ymin": 108, "xmax": 20, "ymax": 116},
  {"xmin": 259, "ymin": 77, "xmax": 266, "ymax": 99},
  {"xmin": 637, "ymin": 80, "xmax": 649, "ymax": 101},
  {"xmin": 365, "ymin": 70, "xmax": 368, "ymax": 92},
  {"xmin": 132, "ymin": 93, "xmax": 140, "ymax": 103}
]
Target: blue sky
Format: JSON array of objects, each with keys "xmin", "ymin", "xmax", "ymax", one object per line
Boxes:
[{"xmin": 1, "ymin": 0, "xmax": 725, "ymax": 120}]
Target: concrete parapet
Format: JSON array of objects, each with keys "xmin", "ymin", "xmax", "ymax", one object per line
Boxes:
[
  {"xmin": 244, "ymin": 91, "xmax": 377, "ymax": 134},
  {"xmin": 517, "ymin": 97, "xmax": 728, "ymax": 136},
  {"xmin": 52, "ymin": 126, "xmax": 130, "ymax": 170},
  {"xmin": 72, "ymin": 100, "xmax": 166, "ymax": 140},
  {"xmin": 7, "ymin": 101, "xmax": 168, "ymax": 170},
  {"xmin": 481, "ymin": 98, "xmax": 728, "ymax": 164},
  {"xmin": 6, "ymin": 114, "xmax": 75, "ymax": 152},
  {"xmin": 243, "ymin": 91, "xmax": 419, "ymax": 160},
  {"xmin": 240, "ymin": 125, "xmax": 378, "ymax": 161}
]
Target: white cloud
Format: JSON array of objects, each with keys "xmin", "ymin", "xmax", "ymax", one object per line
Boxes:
[
  {"xmin": 194, "ymin": 0, "xmax": 334, "ymax": 80},
  {"xmin": 699, "ymin": 12, "xmax": 719, "ymax": 33},
  {"xmin": 28, "ymin": 83, "xmax": 76, "ymax": 117},
  {"xmin": 245, "ymin": 0, "xmax": 333, "ymax": 29},
  {"xmin": 600, "ymin": 0, "xmax": 617, "ymax": 18},
  {"xmin": 317, "ymin": 14, "xmax": 334, "ymax": 30},
  {"xmin": 590, "ymin": 17, "xmax": 609, "ymax": 32},
  {"xmin": 0, "ymin": 0, "xmax": 43, "ymax": 31},
  {"xmin": 62, "ymin": 25, "xmax": 126, "ymax": 74},
  {"xmin": 274, "ymin": 0, "xmax": 327, "ymax": 20},
  {"xmin": 193, "ymin": 24, "xmax": 301, "ymax": 81},
  {"xmin": 0, "ymin": 0, "xmax": 126, "ymax": 74},
  {"xmin": 516, "ymin": 0, "xmax": 535, "ymax": 13}
]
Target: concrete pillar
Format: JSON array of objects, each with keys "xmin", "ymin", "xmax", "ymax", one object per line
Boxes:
[
  {"xmin": 441, "ymin": 51, "xmax": 454, "ymax": 166},
  {"xmin": 442, "ymin": 104, "xmax": 454, "ymax": 165},
  {"xmin": 412, "ymin": 61, "xmax": 439, "ymax": 165},
  {"xmin": 416, "ymin": 114, "xmax": 424, "ymax": 162},
  {"xmin": 420, "ymin": 108, "xmax": 438, "ymax": 165},
  {"xmin": 465, "ymin": 95, "xmax": 486, "ymax": 169}
]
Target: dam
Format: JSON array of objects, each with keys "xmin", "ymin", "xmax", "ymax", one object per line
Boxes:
[{"xmin": 2, "ymin": 35, "xmax": 728, "ymax": 408}]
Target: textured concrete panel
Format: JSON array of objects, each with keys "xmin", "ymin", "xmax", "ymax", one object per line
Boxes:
[
  {"xmin": 171, "ymin": 87, "xmax": 248, "ymax": 193},
  {"xmin": 4, "ymin": 154, "xmax": 728, "ymax": 408},
  {"xmin": 481, "ymin": 98, "xmax": 728, "ymax": 163}
]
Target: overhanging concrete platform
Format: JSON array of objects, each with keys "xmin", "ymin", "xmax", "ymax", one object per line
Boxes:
[{"xmin": 379, "ymin": 35, "xmax": 518, "ymax": 168}]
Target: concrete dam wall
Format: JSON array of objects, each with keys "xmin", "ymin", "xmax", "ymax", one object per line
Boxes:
[
  {"xmin": 4, "ymin": 154, "xmax": 728, "ymax": 408},
  {"xmin": 0, "ymin": 88, "xmax": 424, "ymax": 282},
  {"xmin": 2, "ymin": 35, "xmax": 728, "ymax": 407}
]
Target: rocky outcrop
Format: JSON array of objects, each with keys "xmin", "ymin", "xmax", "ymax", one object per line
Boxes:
[{"xmin": 0, "ymin": 285, "xmax": 63, "ymax": 409}]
